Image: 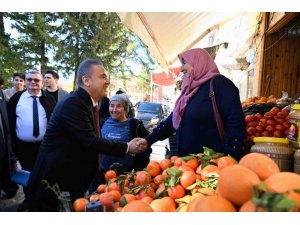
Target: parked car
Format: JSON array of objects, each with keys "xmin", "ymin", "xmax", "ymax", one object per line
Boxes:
[{"xmin": 135, "ymin": 102, "xmax": 167, "ymax": 132}]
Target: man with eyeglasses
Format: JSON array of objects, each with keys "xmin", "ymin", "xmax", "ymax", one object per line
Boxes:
[{"xmin": 7, "ymin": 71, "xmax": 56, "ymax": 211}]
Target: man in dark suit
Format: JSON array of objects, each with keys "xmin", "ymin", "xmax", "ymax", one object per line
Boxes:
[
  {"xmin": 0, "ymin": 87, "xmax": 19, "ymax": 199},
  {"xmin": 27, "ymin": 59, "xmax": 146, "ymax": 211}
]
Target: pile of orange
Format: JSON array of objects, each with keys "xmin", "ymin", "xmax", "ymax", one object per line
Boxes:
[{"xmin": 72, "ymin": 151, "xmax": 300, "ymax": 212}]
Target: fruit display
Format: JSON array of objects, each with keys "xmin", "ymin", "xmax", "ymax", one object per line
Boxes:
[
  {"xmin": 71, "ymin": 148, "xmax": 300, "ymax": 212},
  {"xmin": 245, "ymin": 106, "xmax": 290, "ymax": 141}
]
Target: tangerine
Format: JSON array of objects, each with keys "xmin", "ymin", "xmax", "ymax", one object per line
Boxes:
[
  {"xmin": 160, "ymin": 158, "xmax": 172, "ymax": 171},
  {"xmin": 217, "ymin": 165, "xmax": 260, "ymax": 206},
  {"xmin": 121, "ymin": 200, "xmax": 154, "ymax": 212},
  {"xmin": 105, "ymin": 170, "xmax": 117, "ymax": 181},
  {"xmin": 146, "ymin": 161, "xmax": 161, "ymax": 177},
  {"xmin": 264, "ymin": 172, "xmax": 300, "ymax": 193},
  {"xmin": 239, "ymin": 153, "xmax": 280, "ymax": 180},
  {"xmin": 150, "ymin": 198, "xmax": 176, "ymax": 212},
  {"xmin": 217, "ymin": 156, "xmax": 237, "ymax": 170},
  {"xmin": 72, "ymin": 198, "xmax": 88, "ymax": 212},
  {"xmin": 186, "ymin": 195, "xmax": 236, "ymax": 212}
]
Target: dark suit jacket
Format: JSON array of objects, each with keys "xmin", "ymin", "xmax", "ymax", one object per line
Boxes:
[
  {"xmin": 0, "ymin": 90, "xmax": 16, "ymax": 186},
  {"xmin": 7, "ymin": 89, "xmax": 56, "ymax": 156},
  {"xmin": 27, "ymin": 87, "xmax": 128, "ymax": 205}
]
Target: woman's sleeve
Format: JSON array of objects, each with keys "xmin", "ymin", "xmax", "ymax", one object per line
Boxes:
[
  {"xmin": 145, "ymin": 113, "xmax": 175, "ymax": 146},
  {"xmin": 215, "ymin": 77, "xmax": 247, "ymax": 160}
]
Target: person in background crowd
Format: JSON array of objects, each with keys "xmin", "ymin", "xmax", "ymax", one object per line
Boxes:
[
  {"xmin": 3, "ymin": 73, "xmax": 25, "ymax": 101},
  {"xmin": 115, "ymin": 88, "xmax": 135, "ymax": 118},
  {"xmin": 0, "ymin": 79, "xmax": 19, "ymax": 200},
  {"xmin": 7, "ymin": 71, "xmax": 56, "ymax": 211},
  {"xmin": 26, "ymin": 59, "xmax": 146, "ymax": 211},
  {"xmin": 44, "ymin": 70, "xmax": 68, "ymax": 103},
  {"xmin": 138, "ymin": 48, "xmax": 246, "ymax": 161},
  {"xmin": 89, "ymin": 94, "xmax": 151, "ymax": 191}
]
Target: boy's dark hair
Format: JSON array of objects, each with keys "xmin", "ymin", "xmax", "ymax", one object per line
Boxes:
[
  {"xmin": 13, "ymin": 73, "xmax": 25, "ymax": 80},
  {"xmin": 45, "ymin": 70, "xmax": 59, "ymax": 80}
]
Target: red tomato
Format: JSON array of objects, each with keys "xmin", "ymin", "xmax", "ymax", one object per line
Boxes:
[
  {"xmin": 255, "ymin": 125, "xmax": 264, "ymax": 133},
  {"xmin": 275, "ymin": 124, "xmax": 285, "ymax": 132},
  {"xmin": 247, "ymin": 127, "xmax": 256, "ymax": 136},
  {"xmin": 266, "ymin": 120, "xmax": 276, "ymax": 126},
  {"xmin": 270, "ymin": 107, "xmax": 280, "ymax": 115},
  {"xmin": 245, "ymin": 115, "xmax": 256, "ymax": 123},
  {"xmin": 266, "ymin": 125, "xmax": 275, "ymax": 133},
  {"xmin": 261, "ymin": 130, "xmax": 270, "ymax": 137},
  {"xmin": 255, "ymin": 113, "xmax": 263, "ymax": 120},
  {"xmin": 264, "ymin": 112, "xmax": 273, "ymax": 119}
]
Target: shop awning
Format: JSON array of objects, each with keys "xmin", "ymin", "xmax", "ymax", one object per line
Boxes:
[{"xmin": 117, "ymin": 12, "xmax": 241, "ymax": 69}]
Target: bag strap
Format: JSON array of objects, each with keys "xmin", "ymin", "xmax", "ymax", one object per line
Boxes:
[{"xmin": 209, "ymin": 77, "xmax": 226, "ymax": 145}]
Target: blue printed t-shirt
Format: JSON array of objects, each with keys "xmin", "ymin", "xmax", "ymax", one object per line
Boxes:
[{"xmin": 100, "ymin": 117, "xmax": 134, "ymax": 171}]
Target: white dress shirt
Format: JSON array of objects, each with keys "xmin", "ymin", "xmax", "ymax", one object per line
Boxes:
[{"xmin": 16, "ymin": 91, "xmax": 47, "ymax": 142}]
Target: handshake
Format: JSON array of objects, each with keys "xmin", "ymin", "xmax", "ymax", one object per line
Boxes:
[{"xmin": 127, "ymin": 138, "xmax": 148, "ymax": 156}]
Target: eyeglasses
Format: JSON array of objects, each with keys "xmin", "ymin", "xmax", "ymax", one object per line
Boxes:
[{"xmin": 26, "ymin": 78, "xmax": 41, "ymax": 83}]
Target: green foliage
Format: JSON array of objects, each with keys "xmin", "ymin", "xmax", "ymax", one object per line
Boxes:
[{"xmin": 1, "ymin": 12, "xmax": 156, "ymax": 89}]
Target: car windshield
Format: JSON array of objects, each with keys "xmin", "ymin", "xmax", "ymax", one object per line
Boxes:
[{"xmin": 138, "ymin": 103, "xmax": 161, "ymax": 114}]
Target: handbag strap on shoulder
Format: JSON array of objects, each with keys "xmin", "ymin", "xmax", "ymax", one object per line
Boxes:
[{"xmin": 209, "ymin": 77, "xmax": 225, "ymax": 145}]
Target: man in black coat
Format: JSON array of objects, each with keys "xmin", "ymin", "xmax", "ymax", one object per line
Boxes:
[
  {"xmin": 27, "ymin": 59, "xmax": 146, "ymax": 211},
  {"xmin": 0, "ymin": 88, "xmax": 18, "ymax": 199}
]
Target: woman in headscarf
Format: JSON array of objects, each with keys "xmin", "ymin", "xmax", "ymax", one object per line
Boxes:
[{"xmin": 143, "ymin": 48, "xmax": 246, "ymax": 160}]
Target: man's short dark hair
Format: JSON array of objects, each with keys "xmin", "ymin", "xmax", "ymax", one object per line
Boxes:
[
  {"xmin": 45, "ymin": 70, "xmax": 59, "ymax": 80},
  {"xmin": 77, "ymin": 59, "xmax": 103, "ymax": 86},
  {"xmin": 13, "ymin": 73, "xmax": 25, "ymax": 80}
]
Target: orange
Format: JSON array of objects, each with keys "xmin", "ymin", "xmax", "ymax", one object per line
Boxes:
[
  {"xmin": 109, "ymin": 190, "xmax": 121, "ymax": 202},
  {"xmin": 150, "ymin": 198, "xmax": 176, "ymax": 212},
  {"xmin": 264, "ymin": 172, "xmax": 300, "ymax": 193},
  {"xmin": 96, "ymin": 184, "xmax": 107, "ymax": 193},
  {"xmin": 138, "ymin": 186, "xmax": 155, "ymax": 199},
  {"xmin": 186, "ymin": 158, "xmax": 199, "ymax": 171},
  {"xmin": 167, "ymin": 184, "xmax": 185, "ymax": 199},
  {"xmin": 217, "ymin": 165, "xmax": 260, "ymax": 206},
  {"xmin": 174, "ymin": 157, "xmax": 185, "ymax": 167},
  {"xmin": 180, "ymin": 170, "xmax": 196, "ymax": 189},
  {"xmin": 135, "ymin": 171, "xmax": 152, "ymax": 185},
  {"xmin": 146, "ymin": 161, "xmax": 161, "ymax": 177},
  {"xmin": 162, "ymin": 196, "xmax": 176, "ymax": 209},
  {"xmin": 239, "ymin": 200, "xmax": 266, "ymax": 212},
  {"xmin": 104, "ymin": 170, "xmax": 117, "ymax": 181},
  {"xmin": 122, "ymin": 200, "xmax": 154, "ymax": 212},
  {"xmin": 187, "ymin": 195, "xmax": 236, "ymax": 212},
  {"xmin": 154, "ymin": 174, "xmax": 165, "ymax": 186},
  {"xmin": 170, "ymin": 156, "xmax": 179, "ymax": 164},
  {"xmin": 197, "ymin": 164, "xmax": 219, "ymax": 178},
  {"xmin": 108, "ymin": 182, "xmax": 121, "ymax": 192},
  {"xmin": 72, "ymin": 198, "xmax": 88, "ymax": 212},
  {"xmin": 160, "ymin": 158, "xmax": 172, "ymax": 171},
  {"xmin": 141, "ymin": 196, "xmax": 153, "ymax": 204},
  {"xmin": 119, "ymin": 193, "xmax": 137, "ymax": 207},
  {"xmin": 99, "ymin": 192, "xmax": 114, "ymax": 211},
  {"xmin": 89, "ymin": 194, "xmax": 100, "ymax": 202},
  {"xmin": 239, "ymin": 153, "xmax": 280, "ymax": 180},
  {"xmin": 217, "ymin": 156, "xmax": 237, "ymax": 170}
]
